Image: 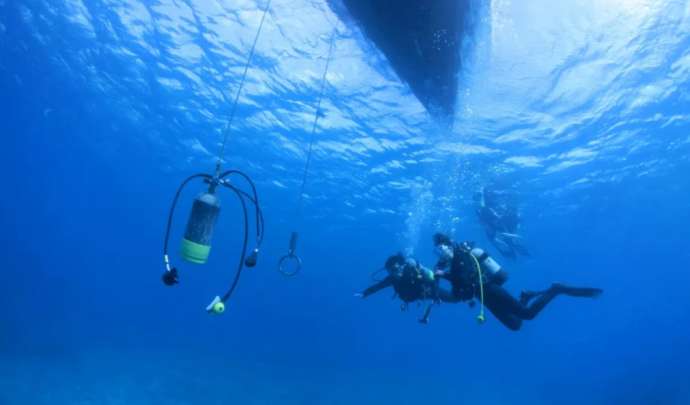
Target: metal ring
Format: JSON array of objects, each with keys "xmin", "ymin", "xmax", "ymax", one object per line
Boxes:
[{"xmin": 278, "ymin": 254, "xmax": 302, "ymax": 277}]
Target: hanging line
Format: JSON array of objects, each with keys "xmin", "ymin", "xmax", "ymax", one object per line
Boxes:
[
  {"xmin": 216, "ymin": 0, "xmax": 273, "ymax": 176},
  {"xmin": 277, "ymin": 30, "xmax": 337, "ymax": 277},
  {"xmin": 296, "ymin": 31, "xmax": 336, "ymax": 217}
]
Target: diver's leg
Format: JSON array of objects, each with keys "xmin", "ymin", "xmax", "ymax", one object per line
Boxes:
[
  {"xmin": 519, "ymin": 287, "xmax": 550, "ymax": 306},
  {"xmin": 492, "ymin": 236, "xmax": 516, "ymax": 259},
  {"xmin": 483, "ymin": 283, "xmax": 557, "ymax": 322},
  {"xmin": 518, "ymin": 289, "xmax": 560, "ymax": 320},
  {"xmin": 482, "ymin": 284, "xmax": 523, "ymax": 331},
  {"xmin": 516, "ymin": 283, "xmax": 602, "ymax": 320},
  {"xmin": 513, "ymin": 241, "xmax": 530, "ymax": 257},
  {"xmin": 519, "ymin": 291, "xmax": 535, "ymax": 306}
]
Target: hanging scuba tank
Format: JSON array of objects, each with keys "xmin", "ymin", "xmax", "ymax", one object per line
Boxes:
[
  {"xmin": 470, "ymin": 247, "xmax": 507, "ymax": 284},
  {"xmin": 180, "ymin": 191, "xmax": 221, "ymax": 264},
  {"xmin": 160, "ymin": 0, "xmax": 270, "ymax": 316},
  {"xmin": 161, "ymin": 171, "xmax": 264, "ymax": 316}
]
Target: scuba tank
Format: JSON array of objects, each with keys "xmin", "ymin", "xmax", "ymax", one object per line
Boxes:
[
  {"xmin": 161, "ymin": 170, "xmax": 264, "ymax": 316},
  {"xmin": 470, "ymin": 247, "xmax": 507, "ymax": 284},
  {"xmin": 180, "ymin": 191, "xmax": 221, "ymax": 264}
]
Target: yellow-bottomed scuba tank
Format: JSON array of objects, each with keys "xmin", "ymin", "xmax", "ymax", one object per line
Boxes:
[
  {"xmin": 180, "ymin": 191, "xmax": 221, "ymax": 264},
  {"xmin": 161, "ymin": 171, "xmax": 264, "ymax": 315},
  {"xmin": 159, "ymin": 0, "xmax": 271, "ymax": 315}
]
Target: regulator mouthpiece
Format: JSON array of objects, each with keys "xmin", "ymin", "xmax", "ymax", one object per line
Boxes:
[
  {"xmin": 206, "ymin": 296, "xmax": 225, "ymax": 315},
  {"xmin": 162, "ymin": 268, "xmax": 179, "ymax": 286},
  {"xmin": 244, "ymin": 248, "xmax": 259, "ymax": 268}
]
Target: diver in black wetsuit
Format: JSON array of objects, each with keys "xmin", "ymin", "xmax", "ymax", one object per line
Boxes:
[
  {"xmin": 356, "ymin": 253, "xmax": 460, "ymax": 324},
  {"xmin": 432, "ymin": 233, "xmax": 602, "ymax": 331},
  {"xmin": 475, "ymin": 187, "xmax": 529, "ymax": 259}
]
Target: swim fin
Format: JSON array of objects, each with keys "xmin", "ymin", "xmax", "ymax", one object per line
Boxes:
[
  {"xmin": 551, "ymin": 283, "xmax": 603, "ymax": 298},
  {"xmin": 512, "ymin": 242, "xmax": 531, "ymax": 257},
  {"xmin": 498, "ymin": 232, "xmax": 523, "ymax": 240}
]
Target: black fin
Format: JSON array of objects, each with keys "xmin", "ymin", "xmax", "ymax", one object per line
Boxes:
[{"xmin": 552, "ymin": 283, "xmax": 603, "ymax": 298}]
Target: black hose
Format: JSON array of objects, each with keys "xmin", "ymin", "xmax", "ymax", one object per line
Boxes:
[
  {"xmin": 220, "ymin": 170, "xmax": 264, "ymax": 245},
  {"xmin": 163, "ymin": 172, "xmax": 258, "ymax": 303},
  {"xmin": 231, "ymin": 187, "xmax": 265, "ymax": 246},
  {"xmin": 163, "ymin": 174, "xmax": 212, "ymax": 257},
  {"xmin": 220, "ymin": 171, "xmax": 260, "ymax": 211},
  {"xmin": 220, "ymin": 183, "xmax": 250, "ymax": 303}
]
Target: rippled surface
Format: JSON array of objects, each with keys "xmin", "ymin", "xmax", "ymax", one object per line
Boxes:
[
  {"xmin": 8, "ymin": 1, "xmax": 690, "ymax": 205},
  {"xmin": 7, "ymin": 0, "xmax": 690, "ymax": 248}
]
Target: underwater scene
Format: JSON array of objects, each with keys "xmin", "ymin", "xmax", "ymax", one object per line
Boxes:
[{"xmin": 2, "ymin": 0, "xmax": 690, "ymax": 404}]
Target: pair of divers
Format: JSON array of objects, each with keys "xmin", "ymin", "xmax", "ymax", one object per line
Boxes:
[
  {"xmin": 356, "ymin": 254, "xmax": 461, "ymax": 324},
  {"xmin": 358, "ymin": 233, "xmax": 602, "ymax": 330}
]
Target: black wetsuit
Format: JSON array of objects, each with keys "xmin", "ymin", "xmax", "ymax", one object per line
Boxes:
[
  {"xmin": 362, "ymin": 264, "xmax": 459, "ymax": 323},
  {"xmin": 477, "ymin": 191, "xmax": 529, "ymax": 258},
  {"xmin": 481, "ymin": 283, "xmax": 559, "ymax": 331},
  {"xmin": 363, "ymin": 275, "xmax": 457, "ymax": 302},
  {"xmin": 440, "ymin": 242, "xmax": 563, "ymax": 331},
  {"xmin": 476, "ymin": 207, "xmax": 510, "ymax": 257}
]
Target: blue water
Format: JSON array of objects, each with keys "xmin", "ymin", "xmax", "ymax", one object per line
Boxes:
[{"xmin": 2, "ymin": 0, "xmax": 690, "ymax": 404}]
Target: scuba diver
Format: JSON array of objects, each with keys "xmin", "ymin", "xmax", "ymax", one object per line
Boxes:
[
  {"xmin": 475, "ymin": 186, "xmax": 529, "ymax": 259},
  {"xmin": 432, "ymin": 233, "xmax": 602, "ymax": 331},
  {"xmin": 356, "ymin": 253, "xmax": 460, "ymax": 324}
]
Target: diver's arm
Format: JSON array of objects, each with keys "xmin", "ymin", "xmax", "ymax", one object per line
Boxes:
[
  {"xmin": 360, "ymin": 276, "xmax": 393, "ymax": 298},
  {"xmin": 433, "ymin": 259, "xmax": 450, "ymax": 278},
  {"xmin": 434, "ymin": 269, "xmax": 450, "ymax": 281}
]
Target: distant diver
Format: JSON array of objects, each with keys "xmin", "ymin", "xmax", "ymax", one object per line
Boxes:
[
  {"xmin": 432, "ymin": 233, "xmax": 602, "ymax": 331},
  {"xmin": 356, "ymin": 253, "xmax": 460, "ymax": 324},
  {"xmin": 475, "ymin": 186, "xmax": 530, "ymax": 259}
]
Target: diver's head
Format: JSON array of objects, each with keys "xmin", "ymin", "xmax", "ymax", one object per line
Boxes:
[
  {"xmin": 384, "ymin": 253, "xmax": 406, "ymax": 273},
  {"xmin": 404, "ymin": 257, "xmax": 418, "ymax": 269},
  {"xmin": 433, "ymin": 233, "xmax": 454, "ymax": 264},
  {"xmin": 433, "ymin": 232, "xmax": 452, "ymax": 247},
  {"xmin": 435, "ymin": 244, "xmax": 454, "ymax": 263}
]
